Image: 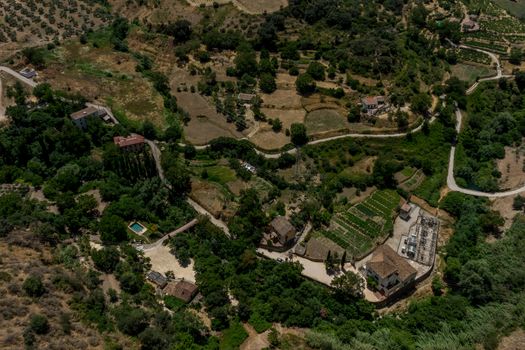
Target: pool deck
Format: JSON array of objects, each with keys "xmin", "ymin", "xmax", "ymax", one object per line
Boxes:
[{"xmin": 128, "ymin": 221, "xmax": 147, "ymax": 235}]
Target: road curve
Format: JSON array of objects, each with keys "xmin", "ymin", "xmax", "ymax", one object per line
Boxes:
[
  {"xmin": 445, "ymin": 45, "xmax": 525, "ymax": 198},
  {"xmin": 447, "ymin": 106, "xmax": 525, "ymax": 198}
]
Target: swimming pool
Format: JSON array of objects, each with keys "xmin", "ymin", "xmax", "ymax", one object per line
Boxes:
[{"xmin": 129, "ymin": 222, "xmax": 147, "ymax": 235}]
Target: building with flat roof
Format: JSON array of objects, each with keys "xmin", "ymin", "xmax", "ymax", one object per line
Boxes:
[
  {"xmin": 70, "ymin": 106, "xmax": 106, "ymax": 130},
  {"xmin": 19, "ymin": 67, "xmax": 37, "ymax": 79},
  {"xmin": 399, "ymin": 202, "xmax": 412, "ymax": 221}
]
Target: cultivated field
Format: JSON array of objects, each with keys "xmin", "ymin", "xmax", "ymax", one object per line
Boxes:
[
  {"xmin": 35, "ymin": 34, "xmax": 166, "ymax": 128},
  {"xmin": 321, "ymin": 190, "xmax": 401, "ymax": 259},
  {"xmin": 187, "ymin": 0, "xmax": 288, "ymax": 14},
  {"xmin": 179, "ymin": 93, "xmax": 243, "ymax": 144},
  {"xmin": 494, "ymin": 0, "xmax": 525, "ymax": 18},
  {"xmin": 450, "ymin": 63, "xmax": 495, "ymax": 85},
  {"xmin": 305, "ymin": 109, "xmax": 347, "ymax": 135},
  {"xmin": 0, "ymin": 0, "xmax": 110, "ymax": 45}
]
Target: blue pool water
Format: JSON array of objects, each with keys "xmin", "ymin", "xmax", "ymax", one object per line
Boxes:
[{"xmin": 130, "ymin": 222, "xmax": 145, "ymax": 233}]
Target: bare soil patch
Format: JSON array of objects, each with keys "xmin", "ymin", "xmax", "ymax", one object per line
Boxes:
[
  {"xmin": 190, "ymin": 179, "xmax": 237, "ymax": 220},
  {"xmin": 226, "ymin": 179, "xmax": 248, "ymax": 196},
  {"xmin": 40, "ymin": 42, "xmax": 166, "ymax": 127},
  {"xmin": 178, "ymin": 93, "xmax": 243, "ymax": 145},
  {"xmin": 235, "ymin": 0, "xmax": 288, "ymax": 14},
  {"xmin": 261, "ymin": 108, "xmax": 305, "ymax": 129},
  {"xmin": 497, "ymin": 145, "xmax": 525, "ymax": 189},
  {"xmin": 350, "ymin": 156, "xmax": 377, "ymax": 174},
  {"xmin": 143, "ymin": 245, "xmax": 196, "ymax": 283},
  {"xmin": 187, "ymin": 0, "xmax": 287, "ymax": 14},
  {"xmin": 491, "ymin": 196, "xmax": 521, "ymax": 230},
  {"xmin": 101, "ymin": 273, "xmax": 121, "ymax": 294},
  {"xmin": 261, "ymin": 89, "xmax": 302, "ymax": 109},
  {"xmin": 305, "ymin": 108, "xmax": 347, "ymax": 135},
  {"xmin": 249, "ymin": 126, "xmax": 290, "ymax": 150},
  {"xmin": 240, "ymin": 324, "xmax": 270, "ymax": 350},
  {"xmin": 497, "ymin": 328, "xmax": 525, "ymax": 350},
  {"xmin": 110, "ymin": 0, "xmax": 203, "ymax": 25}
]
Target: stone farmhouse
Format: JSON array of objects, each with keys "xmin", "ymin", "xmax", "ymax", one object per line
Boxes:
[
  {"xmin": 365, "ymin": 245, "xmax": 416, "ymax": 298},
  {"xmin": 113, "ymin": 133, "xmax": 145, "ymax": 152}
]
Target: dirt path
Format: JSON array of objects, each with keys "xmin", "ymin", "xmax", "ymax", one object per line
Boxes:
[
  {"xmin": 0, "ymin": 77, "xmax": 5, "ymax": 124},
  {"xmin": 240, "ymin": 324, "xmax": 270, "ymax": 350}
]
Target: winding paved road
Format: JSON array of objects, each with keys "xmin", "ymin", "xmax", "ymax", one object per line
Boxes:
[
  {"xmin": 1, "ymin": 43, "xmax": 522, "ymax": 201},
  {"xmin": 445, "ymin": 47, "xmax": 525, "ymax": 198}
]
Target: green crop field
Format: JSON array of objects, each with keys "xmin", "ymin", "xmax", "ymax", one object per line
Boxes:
[{"xmin": 320, "ymin": 189, "xmax": 401, "ymax": 258}]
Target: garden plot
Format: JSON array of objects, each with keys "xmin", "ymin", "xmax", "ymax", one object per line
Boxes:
[{"xmin": 320, "ymin": 190, "xmax": 401, "ymax": 259}]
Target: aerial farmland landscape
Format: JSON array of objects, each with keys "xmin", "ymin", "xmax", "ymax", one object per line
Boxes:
[{"xmin": 2, "ymin": 0, "xmax": 525, "ymax": 349}]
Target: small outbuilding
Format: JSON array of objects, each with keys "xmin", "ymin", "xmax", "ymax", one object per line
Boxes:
[
  {"xmin": 147, "ymin": 271, "xmax": 167, "ymax": 289},
  {"xmin": 237, "ymin": 93, "xmax": 256, "ymax": 104},
  {"xmin": 19, "ymin": 67, "xmax": 37, "ymax": 79},
  {"xmin": 399, "ymin": 202, "xmax": 412, "ymax": 221}
]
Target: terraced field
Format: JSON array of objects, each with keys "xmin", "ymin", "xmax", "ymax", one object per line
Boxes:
[{"xmin": 322, "ymin": 190, "xmax": 401, "ymax": 259}]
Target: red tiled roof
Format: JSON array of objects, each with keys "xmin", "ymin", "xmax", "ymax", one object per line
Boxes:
[{"xmin": 113, "ymin": 133, "xmax": 145, "ymax": 148}]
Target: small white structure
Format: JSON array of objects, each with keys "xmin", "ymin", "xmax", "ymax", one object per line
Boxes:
[
  {"xmin": 241, "ymin": 161, "xmax": 256, "ymax": 174},
  {"xmin": 19, "ymin": 67, "xmax": 37, "ymax": 79}
]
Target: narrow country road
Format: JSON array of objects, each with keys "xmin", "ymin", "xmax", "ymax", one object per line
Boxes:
[
  {"xmin": 447, "ymin": 106, "xmax": 525, "ymax": 198},
  {"xmin": 145, "ymin": 139, "xmax": 165, "ymax": 181},
  {"xmin": 445, "ymin": 46, "xmax": 525, "ymax": 198},
  {"xmin": 0, "ymin": 66, "xmax": 37, "ymax": 88},
  {"xmin": 0, "ymin": 77, "xmax": 5, "ymax": 123},
  {"xmin": 459, "ymin": 44, "xmax": 512, "ymax": 95}
]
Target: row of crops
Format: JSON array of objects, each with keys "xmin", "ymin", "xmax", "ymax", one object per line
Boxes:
[{"xmin": 321, "ymin": 190, "xmax": 401, "ymax": 258}]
